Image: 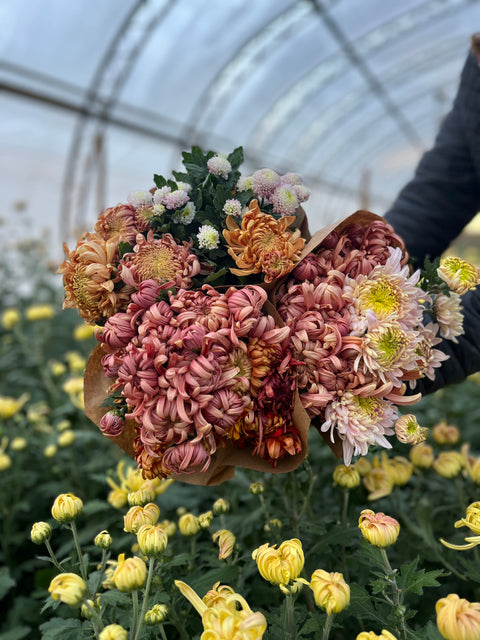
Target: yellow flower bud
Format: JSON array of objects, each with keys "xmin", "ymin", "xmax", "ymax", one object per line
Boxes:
[
  {"xmin": 250, "ymin": 482, "xmax": 265, "ymax": 495},
  {"xmin": 409, "ymin": 442, "xmax": 434, "ymax": 469},
  {"xmin": 108, "ymin": 488, "xmax": 128, "ymax": 510},
  {"xmin": 354, "ymin": 457, "xmax": 372, "ymax": 476},
  {"xmin": 31, "ymin": 521, "xmax": 52, "ymax": 544},
  {"xmin": 145, "ymin": 603, "xmax": 168, "ymax": 625},
  {"xmin": 0, "ymin": 453, "xmax": 12, "ymax": 471},
  {"xmin": 356, "ymin": 631, "xmax": 398, "ymax": 639},
  {"xmin": 333, "ymin": 464, "xmax": 360, "ymax": 489},
  {"xmin": 213, "ymin": 498, "xmax": 230, "ymax": 515},
  {"xmin": 436, "ymin": 593, "xmax": 480, "ymax": 640},
  {"xmin": 462, "ymin": 444, "xmax": 480, "ymax": 484},
  {"xmin": 310, "ymin": 569, "xmax": 350, "ymax": 614},
  {"xmin": 212, "ymin": 529, "xmax": 236, "ymax": 560},
  {"xmin": 394, "ymin": 414, "xmax": 428, "ymax": 445},
  {"xmin": 432, "ymin": 421, "xmax": 460, "ymax": 445},
  {"xmin": 50, "ymin": 361, "xmax": 67, "ymax": 377},
  {"xmin": 94, "ymin": 530, "xmax": 112, "ymax": 549},
  {"xmin": 128, "ymin": 488, "xmax": 156, "ymax": 507},
  {"xmin": 81, "ymin": 597, "xmax": 100, "ymax": 619},
  {"xmin": 137, "ymin": 524, "xmax": 168, "ymax": 558},
  {"xmin": 381, "ymin": 455, "xmax": 413, "ymax": 486},
  {"xmin": 433, "ymin": 451, "xmax": 463, "ymax": 478},
  {"xmin": 10, "ymin": 437, "xmax": 27, "ymax": 451},
  {"xmin": 65, "ymin": 350, "xmax": 87, "ymax": 373},
  {"xmin": 0, "ymin": 394, "xmax": 28, "ymax": 419},
  {"xmin": 1, "ymin": 308, "xmax": 20, "ymax": 330},
  {"xmin": 178, "ymin": 513, "xmax": 201, "ymax": 536},
  {"xmin": 437, "ymin": 256, "xmax": 480, "ymax": 295},
  {"xmin": 51, "ymin": 493, "xmax": 83, "ymax": 523},
  {"xmin": 176, "ymin": 506, "xmax": 187, "ymax": 516},
  {"xmin": 25, "ymin": 304, "xmax": 55, "ymax": 321},
  {"xmin": 48, "ymin": 572, "xmax": 87, "ymax": 607},
  {"xmin": 43, "ymin": 444, "xmax": 57, "ymax": 458},
  {"xmin": 358, "ymin": 509, "xmax": 400, "ymax": 547},
  {"xmin": 98, "ymin": 623, "xmax": 128, "ymax": 640},
  {"xmin": 264, "ymin": 518, "xmax": 282, "ymax": 533},
  {"xmin": 57, "ymin": 430, "xmax": 76, "ymax": 447},
  {"xmin": 156, "ymin": 519, "xmax": 175, "ymax": 537},
  {"xmin": 73, "ymin": 323, "xmax": 96, "ymax": 341},
  {"xmin": 113, "ymin": 553, "xmax": 147, "ymax": 592},
  {"xmin": 441, "ymin": 501, "xmax": 480, "ymax": 551},
  {"xmin": 102, "ymin": 564, "xmax": 117, "ymax": 590},
  {"xmin": 199, "ymin": 511, "xmax": 214, "ymax": 529},
  {"xmin": 56, "ymin": 419, "xmax": 71, "ymax": 431},
  {"xmin": 252, "ymin": 538, "xmax": 304, "ymax": 591},
  {"xmin": 123, "ymin": 503, "xmax": 160, "ymax": 534},
  {"xmin": 363, "ymin": 468, "xmax": 394, "ymax": 501}
]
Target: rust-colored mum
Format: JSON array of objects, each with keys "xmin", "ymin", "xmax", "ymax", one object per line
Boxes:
[
  {"xmin": 94, "ymin": 203, "xmax": 139, "ymax": 244},
  {"xmin": 58, "ymin": 232, "xmax": 133, "ymax": 325},
  {"xmin": 223, "ymin": 200, "xmax": 305, "ymax": 282}
]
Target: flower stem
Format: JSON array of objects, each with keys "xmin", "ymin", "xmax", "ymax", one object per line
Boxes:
[
  {"xmin": 131, "ymin": 589, "xmax": 140, "ymax": 639},
  {"xmin": 322, "ymin": 613, "xmax": 334, "ymax": 640},
  {"xmin": 44, "ymin": 539, "xmax": 65, "ymax": 573},
  {"xmin": 380, "ymin": 548, "xmax": 407, "ymax": 640},
  {"xmin": 159, "ymin": 624, "xmax": 169, "ymax": 640},
  {"xmin": 69, "ymin": 521, "xmax": 88, "ymax": 583},
  {"xmin": 133, "ymin": 557, "xmax": 155, "ymax": 640},
  {"xmin": 341, "ymin": 489, "xmax": 350, "ymax": 526},
  {"xmin": 284, "ymin": 591, "xmax": 296, "ymax": 640}
]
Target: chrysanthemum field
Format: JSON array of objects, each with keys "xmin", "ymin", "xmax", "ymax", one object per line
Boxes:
[{"xmin": 2, "ymin": 244, "xmax": 480, "ymax": 640}]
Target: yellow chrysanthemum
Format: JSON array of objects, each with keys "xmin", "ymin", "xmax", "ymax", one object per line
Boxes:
[{"xmin": 438, "ymin": 256, "xmax": 480, "ymax": 295}]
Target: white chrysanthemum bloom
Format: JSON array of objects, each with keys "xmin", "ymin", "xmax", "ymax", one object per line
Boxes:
[
  {"xmin": 153, "ymin": 203, "xmax": 166, "ymax": 215},
  {"xmin": 153, "ymin": 186, "xmax": 171, "ymax": 205},
  {"xmin": 223, "ymin": 199, "xmax": 242, "ymax": 217},
  {"xmin": 438, "ymin": 256, "xmax": 480, "ymax": 295},
  {"xmin": 251, "ymin": 168, "xmax": 281, "ymax": 199},
  {"xmin": 321, "ymin": 392, "xmax": 397, "ymax": 466},
  {"xmin": 127, "ymin": 190, "xmax": 152, "ymax": 208},
  {"xmin": 176, "ymin": 181, "xmax": 192, "ymax": 194},
  {"xmin": 172, "ymin": 201, "xmax": 196, "ymax": 225},
  {"xmin": 434, "ymin": 292, "xmax": 464, "ymax": 343},
  {"xmin": 197, "ymin": 225, "xmax": 220, "ymax": 250},
  {"xmin": 207, "ymin": 155, "xmax": 231, "ymax": 179},
  {"xmin": 236, "ymin": 176, "xmax": 253, "ymax": 192},
  {"xmin": 344, "ymin": 247, "xmax": 425, "ymax": 333},
  {"xmin": 357, "ymin": 321, "xmax": 420, "ymax": 387},
  {"xmin": 292, "ymin": 184, "xmax": 310, "ymax": 203}
]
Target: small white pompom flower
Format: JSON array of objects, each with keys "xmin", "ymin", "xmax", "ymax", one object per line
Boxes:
[
  {"xmin": 176, "ymin": 181, "xmax": 192, "ymax": 194},
  {"xmin": 236, "ymin": 176, "xmax": 253, "ymax": 192},
  {"xmin": 207, "ymin": 155, "xmax": 231, "ymax": 180},
  {"xmin": 172, "ymin": 202, "xmax": 196, "ymax": 225},
  {"xmin": 128, "ymin": 190, "xmax": 152, "ymax": 208},
  {"xmin": 223, "ymin": 199, "xmax": 242, "ymax": 217},
  {"xmin": 197, "ymin": 225, "xmax": 220, "ymax": 250},
  {"xmin": 153, "ymin": 186, "xmax": 171, "ymax": 205}
]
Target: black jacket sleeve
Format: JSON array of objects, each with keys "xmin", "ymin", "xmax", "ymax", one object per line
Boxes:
[{"xmin": 384, "ymin": 47, "xmax": 480, "ymax": 393}]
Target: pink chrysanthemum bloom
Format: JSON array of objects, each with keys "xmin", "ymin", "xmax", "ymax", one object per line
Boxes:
[
  {"xmin": 292, "ymin": 184, "xmax": 310, "ymax": 203},
  {"xmin": 163, "ymin": 189, "xmax": 190, "ymax": 210},
  {"xmin": 251, "ymin": 168, "xmax": 281, "ymax": 199},
  {"xmin": 357, "ymin": 321, "xmax": 420, "ymax": 387},
  {"xmin": 94, "ymin": 203, "xmax": 139, "ymax": 244},
  {"xmin": 153, "ymin": 186, "xmax": 171, "ymax": 205},
  {"xmin": 434, "ymin": 292, "xmax": 464, "ymax": 343},
  {"xmin": 100, "ymin": 411, "xmax": 125, "ymax": 437},
  {"xmin": 169, "ymin": 286, "xmax": 231, "ymax": 332},
  {"xmin": 120, "ymin": 231, "xmax": 200, "ymax": 289},
  {"xmin": 410, "ymin": 322, "xmax": 449, "ymax": 384},
  {"xmin": 280, "ymin": 173, "xmax": 303, "ymax": 186},
  {"xmin": 207, "ymin": 155, "xmax": 231, "ymax": 179},
  {"xmin": 322, "ymin": 392, "xmax": 397, "ymax": 465},
  {"xmin": 58, "ymin": 232, "xmax": 133, "ymax": 325},
  {"xmin": 343, "ymin": 247, "xmax": 424, "ymax": 334},
  {"xmin": 269, "ymin": 185, "xmax": 299, "ymax": 217},
  {"xmin": 134, "ymin": 205, "xmax": 156, "ymax": 232}
]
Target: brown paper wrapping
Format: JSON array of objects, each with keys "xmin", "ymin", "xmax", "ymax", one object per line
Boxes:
[{"xmin": 83, "ymin": 209, "xmax": 390, "ymax": 484}]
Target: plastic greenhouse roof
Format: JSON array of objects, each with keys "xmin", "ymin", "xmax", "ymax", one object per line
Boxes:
[{"xmin": 1, "ymin": 0, "xmax": 480, "ymax": 257}]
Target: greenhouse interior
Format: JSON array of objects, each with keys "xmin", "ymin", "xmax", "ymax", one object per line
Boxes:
[{"xmin": 2, "ymin": 1, "xmax": 480, "ymax": 638}]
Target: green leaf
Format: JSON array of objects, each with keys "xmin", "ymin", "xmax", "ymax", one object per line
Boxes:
[
  {"xmin": 397, "ymin": 557, "xmax": 444, "ymax": 596},
  {"xmin": 0, "ymin": 566, "xmax": 16, "ymax": 600},
  {"xmin": 348, "ymin": 584, "xmax": 390, "ymax": 626},
  {"xmin": 0, "ymin": 626, "xmax": 31, "ymax": 640},
  {"xmin": 118, "ymin": 241, "xmax": 133, "ymax": 258},
  {"xmin": 39, "ymin": 617, "xmax": 86, "ymax": 640},
  {"xmin": 203, "ymin": 267, "xmax": 229, "ymax": 285},
  {"xmin": 298, "ymin": 614, "xmax": 323, "ymax": 635},
  {"xmin": 227, "ymin": 146, "xmax": 243, "ymax": 170},
  {"xmin": 153, "ymin": 173, "xmax": 168, "ymax": 188}
]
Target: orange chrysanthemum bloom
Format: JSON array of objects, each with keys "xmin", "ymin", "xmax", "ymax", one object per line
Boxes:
[
  {"xmin": 59, "ymin": 232, "xmax": 132, "ymax": 325},
  {"xmin": 223, "ymin": 200, "xmax": 305, "ymax": 283}
]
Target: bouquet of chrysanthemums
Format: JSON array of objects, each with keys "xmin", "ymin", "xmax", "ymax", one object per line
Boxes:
[{"xmin": 59, "ymin": 146, "xmax": 479, "ymax": 484}]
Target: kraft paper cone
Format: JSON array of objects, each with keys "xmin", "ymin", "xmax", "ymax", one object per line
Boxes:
[{"xmin": 84, "ymin": 301, "xmax": 312, "ymax": 486}]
